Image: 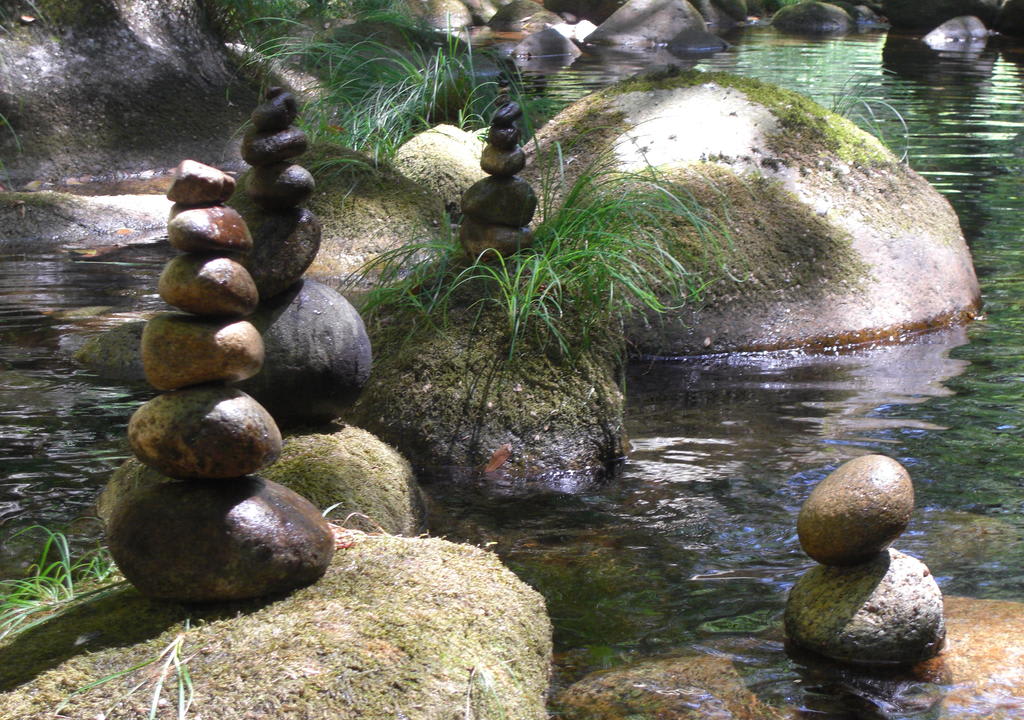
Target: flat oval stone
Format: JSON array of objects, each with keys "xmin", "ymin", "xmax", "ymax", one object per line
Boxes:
[
  {"xmin": 785, "ymin": 548, "xmax": 945, "ymax": 666},
  {"xmin": 158, "ymin": 254, "xmax": 259, "ymax": 316},
  {"xmin": 141, "ymin": 312, "xmax": 264, "ymax": 391},
  {"xmin": 459, "ymin": 216, "xmax": 533, "ymax": 257},
  {"xmin": 166, "ymin": 159, "xmax": 236, "ymax": 206},
  {"xmin": 105, "ymin": 475, "xmax": 334, "ymax": 601},
  {"xmin": 241, "ymin": 126, "xmax": 309, "ymax": 166},
  {"xmin": 167, "ymin": 206, "xmax": 253, "ymax": 253},
  {"xmin": 487, "ymin": 124, "xmax": 521, "ymax": 151},
  {"xmin": 461, "ymin": 176, "xmax": 537, "ymax": 227},
  {"xmin": 247, "ymin": 163, "xmax": 315, "ymax": 210},
  {"xmin": 128, "ymin": 386, "xmax": 282, "ymax": 478},
  {"xmin": 492, "ymin": 100, "xmax": 523, "ymax": 128},
  {"xmin": 240, "ymin": 205, "xmax": 322, "ymax": 299},
  {"xmin": 798, "ymin": 454, "xmax": 914, "ymax": 565},
  {"xmin": 480, "ymin": 145, "xmax": 526, "ymax": 177},
  {"xmin": 251, "ymin": 87, "xmax": 299, "ymax": 132}
]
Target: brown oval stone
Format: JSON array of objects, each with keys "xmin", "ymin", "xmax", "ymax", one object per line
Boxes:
[
  {"xmin": 481, "ymin": 145, "xmax": 526, "ymax": 177},
  {"xmin": 128, "ymin": 386, "xmax": 282, "ymax": 478},
  {"xmin": 167, "ymin": 205, "xmax": 253, "ymax": 253},
  {"xmin": 247, "ymin": 163, "xmax": 315, "ymax": 210},
  {"xmin": 798, "ymin": 454, "xmax": 915, "ymax": 565},
  {"xmin": 105, "ymin": 475, "xmax": 334, "ymax": 601},
  {"xmin": 158, "ymin": 254, "xmax": 259, "ymax": 316},
  {"xmin": 241, "ymin": 126, "xmax": 308, "ymax": 166},
  {"xmin": 461, "ymin": 176, "xmax": 537, "ymax": 227},
  {"xmin": 487, "ymin": 124, "xmax": 521, "ymax": 151},
  {"xmin": 459, "ymin": 216, "xmax": 533, "ymax": 258},
  {"xmin": 141, "ymin": 312, "xmax": 264, "ymax": 391},
  {"xmin": 166, "ymin": 159, "xmax": 236, "ymax": 206}
]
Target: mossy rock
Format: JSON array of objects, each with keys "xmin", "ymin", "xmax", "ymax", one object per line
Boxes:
[
  {"xmin": 771, "ymin": 1, "xmax": 854, "ymax": 34},
  {"xmin": 232, "ymin": 142, "xmax": 445, "ymax": 283},
  {"xmin": 393, "ymin": 124, "xmax": 487, "ymax": 216},
  {"xmin": 524, "ymin": 69, "xmax": 980, "ymax": 355},
  {"xmin": 0, "ymin": 535, "xmax": 552, "ymax": 719},
  {"xmin": 346, "ymin": 303, "xmax": 627, "ymax": 481}
]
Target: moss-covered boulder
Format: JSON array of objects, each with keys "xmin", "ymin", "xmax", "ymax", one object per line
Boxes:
[
  {"xmin": 347, "ymin": 304, "xmax": 627, "ymax": 481},
  {"xmin": 0, "ymin": 535, "xmax": 552, "ymax": 719},
  {"xmin": 393, "ymin": 124, "xmax": 487, "ymax": 216},
  {"xmin": 0, "ymin": 0, "xmax": 258, "ymax": 187},
  {"xmin": 525, "ymin": 70, "xmax": 980, "ymax": 355},
  {"xmin": 772, "ymin": 1, "xmax": 854, "ymax": 33},
  {"xmin": 233, "ymin": 142, "xmax": 445, "ymax": 283}
]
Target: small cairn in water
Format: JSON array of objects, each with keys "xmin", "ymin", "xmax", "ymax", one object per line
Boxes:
[
  {"xmin": 459, "ymin": 80, "xmax": 537, "ymax": 257},
  {"xmin": 104, "ymin": 155, "xmax": 334, "ymax": 602},
  {"xmin": 784, "ymin": 455, "xmax": 945, "ymax": 665}
]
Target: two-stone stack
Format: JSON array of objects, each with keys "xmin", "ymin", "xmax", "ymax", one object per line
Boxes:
[{"xmin": 785, "ymin": 455, "xmax": 946, "ymax": 665}]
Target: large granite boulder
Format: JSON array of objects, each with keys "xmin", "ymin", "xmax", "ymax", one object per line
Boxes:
[
  {"xmin": 586, "ymin": 0, "xmax": 710, "ymax": 46},
  {"xmin": 881, "ymin": 0, "xmax": 999, "ymax": 31},
  {"xmin": 0, "ymin": 0, "xmax": 258, "ymax": 187},
  {"xmin": 525, "ymin": 70, "xmax": 980, "ymax": 355},
  {"xmin": 0, "ymin": 535, "xmax": 552, "ymax": 719},
  {"xmin": 393, "ymin": 124, "xmax": 486, "ymax": 215}
]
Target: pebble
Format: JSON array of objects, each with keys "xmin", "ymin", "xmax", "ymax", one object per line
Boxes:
[
  {"xmin": 167, "ymin": 206, "xmax": 253, "ymax": 253},
  {"xmin": 158, "ymin": 254, "xmax": 259, "ymax": 317}
]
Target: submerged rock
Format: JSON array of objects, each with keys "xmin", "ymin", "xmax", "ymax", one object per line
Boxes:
[
  {"xmin": 0, "ymin": 535, "xmax": 551, "ymax": 718},
  {"xmin": 922, "ymin": 15, "xmax": 989, "ymax": 47}
]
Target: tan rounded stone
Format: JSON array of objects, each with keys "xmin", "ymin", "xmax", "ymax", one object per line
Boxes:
[
  {"xmin": 167, "ymin": 205, "xmax": 253, "ymax": 253},
  {"xmin": 166, "ymin": 159, "xmax": 236, "ymax": 205},
  {"xmin": 459, "ymin": 217, "xmax": 533, "ymax": 258},
  {"xmin": 798, "ymin": 454, "xmax": 914, "ymax": 565},
  {"xmin": 158, "ymin": 254, "xmax": 259, "ymax": 316},
  {"xmin": 141, "ymin": 313, "xmax": 264, "ymax": 391},
  {"xmin": 480, "ymin": 145, "xmax": 526, "ymax": 177},
  {"xmin": 128, "ymin": 386, "xmax": 282, "ymax": 479}
]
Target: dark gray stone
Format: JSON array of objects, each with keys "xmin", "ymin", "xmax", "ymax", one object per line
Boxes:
[
  {"xmin": 233, "ymin": 195, "xmax": 323, "ymax": 300},
  {"xmin": 481, "ymin": 145, "xmax": 526, "ymax": 176},
  {"xmin": 487, "ymin": 125, "xmax": 521, "ymax": 151},
  {"xmin": 882, "ymin": 0, "xmax": 999, "ymax": 30},
  {"xmin": 247, "ymin": 163, "xmax": 315, "ymax": 210},
  {"xmin": 772, "ymin": 2, "xmax": 853, "ymax": 34},
  {"xmin": 241, "ymin": 126, "xmax": 309, "ymax": 167},
  {"xmin": 250, "ymin": 87, "xmax": 299, "ymax": 132},
  {"xmin": 462, "ymin": 176, "xmax": 538, "ymax": 227}
]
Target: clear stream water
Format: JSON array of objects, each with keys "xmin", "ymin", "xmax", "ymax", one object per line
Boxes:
[{"xmin": 2, "ymin": 24, "xmax": 1023, "ymax": 718}]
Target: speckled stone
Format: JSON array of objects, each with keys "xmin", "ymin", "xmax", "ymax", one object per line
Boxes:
[
  {"xmin": 250, "ymin": 87, "xmax": 299, "ymax": 132},
  {"xmin": 480, "ymin": 145, "xmax": 526, "ymax": 177},
  {"xmin": 128, "ymin": 385, "xmax": 282, "ymax": 479},
  {"xmin": 459, "ymin": 217, "xmax": 533, "ymax": 257},
  {"xmin": 241, "ymin": 126, "xmax": 309, "ymax": 167},
  {"xmin": 158, "ymin": 254, "xmax": 259, "ymax": 317},
  {"xmin": 798, "ymin": 454, "xmax": 915, "ymax": 565},
  {"xmin": 141, "ymin": 312, "xmax": 264, "ymax": 391},
  {"xmin": 461, "ymin": 176, "xmax": 537, "ymax": 227},
  {"xmin": 105, "ymin": 475, "xmax": 334, "ymax": 601},
  {"xmin": 785, "ymin": 548, "xmax": 945, "ymax": 666},
  {"xmin": 166, "ymin": 159, "xmax": 236, "ymax": 206},
  {"xmin": 246, "ymin": 163, "xmax": 315, "ymax": 210},
  {"xmin": 167, "ymin": 205, "xmax": 253, "ymax": 253}
]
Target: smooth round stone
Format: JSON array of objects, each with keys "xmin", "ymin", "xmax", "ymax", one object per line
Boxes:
[
  {"xmin": 247, "ymin": 163, "xmax": 315, "ymax": 210},
  {"xmin": 141, "ymin": 312, "xmax": 264, "ymax": 391},
  {"xmin": 798, "ymin": 454, "xmax": 915, "ymax": 565},
  {"xmin": 480, "ymin": 145, "xmax": 526, "ymax": 177},
  {"xmin": 461, "ymin": 176, "xmax": 537, "ymax": 227},
  {"xmin": 492, "ymin": 100, "xmax": 523, "ymax": 128},
  {"xmin": 128, "ymin": 386, "xmax": 282, "ymax": 479},
  {"xmin": 250, "ymin": 87, "xmax": 299, "ymax": 132},
  {"xmin": 459, "ymin": 216, "xmax": 533, "ymax": 257},
  {"xmin": 785, "ymin": 548, "xmax": 945, "ymax": 666},
  {"xmin": 487, "ymin": 124, "xmax": 521, "ymax": 151},
  {"xmin": 166, "ymin": 159, "xmax": 236, "ymax": 206},
  {"xmin": 158, "ymin": 253, "xmax": 259, "ymax": 317},
  {"xmin": 105, "ymin": 475, "xmax": 334, "ymax": 601},
  {"xmin": 241, "ymin": 126, "xmax": 309, "ymax": 166},
  {"xmin": 242, "ymin": 206, "xmax": 322, "ymax": 299},
  {"xmin": 167, "ymin": 205, "xmax": 253, "ymax": 253}
]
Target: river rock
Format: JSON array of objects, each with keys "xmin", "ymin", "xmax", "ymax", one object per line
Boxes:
[
  {"xmin": 772, "ymin": 2, "xmax": 854, "ymax": 33},
  {"xmin": 460, "ymin": 217, "xmax": 534, "ymax": 256},
  {"xmin": 797, "ymin": 454, "xmax": 914, "ymax": 566},
  {"xmin": 488, "ymin": 124, "xmax": 522, "ymax": 151},
  {"xmin": 261, "ymin": 427, "xmax": 424, "ymax": 535},
  {"xmin": 104, "ymin": 475, "xmax": 333, "ymax": 601},
  {"xmin": 785, "ymin": 548, "xmax": 945, "ymax": 665},
  {"xmin": 393, "ymin": 124, "xmax": 486, "ymax": 214},
  {"xmin": 586, "ymin": 0, "xmax": 709, "ymax": 47},
  {"xmin": 239, "ymin": 280, "xmax": 372, "ymax": 427},
  {"xmin": 74, "ymin": 320, "xmax": 146, "ymax": 381},
  {"xmin": 462, "ymin": 176, "xmax": 538, "ymax": 227},
  {"xmin": 241, "ymin": 126, "xmax": 309, "ymax": 167},
  {"xmin": 481, "ymin": 145, "xmax": 527, "ymax": 176},
  {"xmin": 247, "ymin": 163, "xmax": 316, "ymax": 210},
  {"xmin": 251, "ymin": 87, "xmax": 299, "ymax": 132},
  {"xmin": 237, "ymin": 203, "xmax": 322, "ymax": 299},
  {"xmin": 488, "ymin": 0, "xmax": 562, "ymax": 32},
  {"xmin": 140, "ymin": 313, "xmax": 264, "ymax": 391},
  {"xmin": 922, "ymin": 15, "xmax": 989, "ymax": 47},
  {"xmin": 997, "ymin": 0, "xmax": 1024, "ymax": 36},
  {"xmin": 513, "ymin": 27, "xmax": 584, "ymax": 60},
  {"xmin": 158, "ymin": 253, "xmax": 259, "ymax": 317},
  {"xmin": 882, "ymin": 0, "xmax": 999, "ymax": 30},
  {"xmin": 128, "ymin": 385, "xmax": 282, "ymax": 478},
  {"xmin": 167, "ymin": 205, "xmax": 253, "ymax": 253},
  {"xmin": 166, "ymin": 159, "xmax": 236, "ymax": 206}
]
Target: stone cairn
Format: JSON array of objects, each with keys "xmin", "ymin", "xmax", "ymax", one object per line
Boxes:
[
  {"xmin": 784, "ymin": 455, "xmax": 946, "ymax": 666},
  {"xmin": 459, "ymin": 80, "xmax": 538, "ymax": 258},
  {"xmin": 104, "ymin": 90, "xmax": 334, "ymax": 602}
]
